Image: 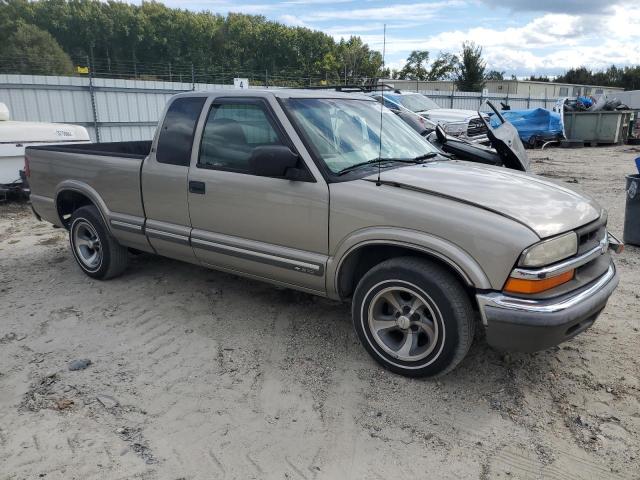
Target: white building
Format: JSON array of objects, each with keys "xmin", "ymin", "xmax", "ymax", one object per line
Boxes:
[{"xmin": 384, "ymin": 79, "xmax": 624, "ymax": 97}]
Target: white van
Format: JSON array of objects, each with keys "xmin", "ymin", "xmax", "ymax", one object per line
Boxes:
[{"xmin": 0, "ymin": 102, "xmax": 90, "ymax": 194}]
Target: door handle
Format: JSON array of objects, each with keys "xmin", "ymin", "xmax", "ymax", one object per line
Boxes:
[{"xmin": 189, "ymin": 181, "xmax": 206, "ymax": 194}]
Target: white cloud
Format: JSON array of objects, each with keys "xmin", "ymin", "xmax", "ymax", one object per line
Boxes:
[
  {"xmin": 303, "ymin": 1, "xmax": 461, "ymax": 21},
  {"xmin": 478, "ymin": 0, "xmax": 629, "ymax": 15},
  {"xmin": 368, "ymin": 10, "xmax": 640, "ymax": 74},
  {"xmin": 282, "ymin": 0, "xmax": 354, "ymax": 4},
  {"xmin": 162, "ymin": 1, "xmax": 278, "ymax": 14},
  {"xmin": 279, "ymin": 14, "xmax": 310, "ymax": 27}
]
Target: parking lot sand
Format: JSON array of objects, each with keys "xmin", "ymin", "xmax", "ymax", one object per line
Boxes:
[{"xmin": 1, "ymin": 145, "xmax": 639, "ymax": 479}]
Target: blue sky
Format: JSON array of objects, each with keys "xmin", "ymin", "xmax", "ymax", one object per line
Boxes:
[{"xmin": 158, "ymin": 0, "xmax": 639, "ymax": 77}]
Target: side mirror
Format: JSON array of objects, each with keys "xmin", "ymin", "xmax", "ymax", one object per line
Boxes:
[{"xmin": 249, "ymin": 145, "xmax": 301, "ymax": 179}]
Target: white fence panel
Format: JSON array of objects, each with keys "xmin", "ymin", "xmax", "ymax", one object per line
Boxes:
[
  {"xmin": 0, "ymin": 74, "xmax": 235, "ymax": 142},
  {"xmin": 0, "ymin": 74, "xmax": 563, "ymax": 142},
  {"xmin": 419, "ymin": 89, "xmax": 557, "ymax": 112}
]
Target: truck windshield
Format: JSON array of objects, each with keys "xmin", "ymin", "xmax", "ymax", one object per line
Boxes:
[
  {"xmin": 284, "ymin": 98, "xmax": 438, "ymax": 174},
  {"xmin": 396, "ymin": 94, "xmax": 440, "ymax": 113}
]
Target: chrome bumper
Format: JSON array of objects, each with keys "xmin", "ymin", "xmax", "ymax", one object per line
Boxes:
[{"xmin": 476, "ymin": 262, "xmax": 619, "ymax": 352}]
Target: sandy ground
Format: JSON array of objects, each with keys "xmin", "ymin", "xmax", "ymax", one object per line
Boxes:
[{"xmin": 1, "ymin": 145, "xmax": 639, "ymax": 480}]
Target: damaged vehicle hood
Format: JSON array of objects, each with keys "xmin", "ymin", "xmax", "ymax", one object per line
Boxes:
[
  {"xmin": 363, "ymin": 161, "xmax": 602, "ymax": 238},
  {"xmin": 418, "ymin": 108, "xmax": 488, "ymax": 123}
]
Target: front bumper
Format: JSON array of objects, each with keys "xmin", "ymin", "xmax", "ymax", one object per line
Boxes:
[{"xmin": 476, "ymin": 262, "xmax": 619, "ymax": 352}]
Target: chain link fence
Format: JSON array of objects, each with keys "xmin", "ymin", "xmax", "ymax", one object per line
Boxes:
[{"xmin": 0, "ymin": 53, "xmax": 363, "ymax": 88}]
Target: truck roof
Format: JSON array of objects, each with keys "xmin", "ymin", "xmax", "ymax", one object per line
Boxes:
[{"xmin": 172, "ymin": 88, "xmax": 374, "ymax": 101}]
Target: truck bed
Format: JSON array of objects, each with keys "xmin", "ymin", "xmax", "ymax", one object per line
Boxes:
[
  {"xmin": 27, "ymin": 141, "xmax": 149, "ymax": 229},
  {"xmin": 29, "ymin": 140, "xmax": 152, "ymax": 159}
]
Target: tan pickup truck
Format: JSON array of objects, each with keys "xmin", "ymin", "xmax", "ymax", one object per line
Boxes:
[{"xmin": 26, "ymin": 89, "xmax": 621, "ymax": 377}]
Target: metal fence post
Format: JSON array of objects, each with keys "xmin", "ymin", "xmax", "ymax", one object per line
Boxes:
[
  {"xmin": 191, "ymin": 63, "xmax": 195, "ymax": 90},
  {"xmin": 450, "ymin": 84, "xmax": 455, "ymax": 108},
  {"xmin": 133, "ymin": 52, "xmax": 137, "ymax": 79},
  {"xmin": 545, "ymin": 89, "xmax": 549, "ymax": 109},
  {"xmin": 87, "ymin": 61, "xmax": 100, "ymax": 143}
]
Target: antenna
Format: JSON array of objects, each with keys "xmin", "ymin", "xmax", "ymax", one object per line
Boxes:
[{"xmin": 376, "ymin": 24, "xmax": 386, "ymax": 187}]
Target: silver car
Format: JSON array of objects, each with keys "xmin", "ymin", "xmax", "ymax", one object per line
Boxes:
[{"xmin": 370, "ymin": 90, "xmax": 490, "ymax": 143}]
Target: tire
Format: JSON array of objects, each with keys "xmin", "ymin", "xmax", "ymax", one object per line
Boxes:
[
  {"xmin": 69, "ymin": 205, "xmax": 128, "ymax": 280},
  {"xmin": 352, "ymin": 257, "xmax": 475, "ymax": 377}
]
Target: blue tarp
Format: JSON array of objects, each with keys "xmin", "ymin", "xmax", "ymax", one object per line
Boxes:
[{"xmin": 490, "ymin": 108, "xmax": 563, "ymax": 143}]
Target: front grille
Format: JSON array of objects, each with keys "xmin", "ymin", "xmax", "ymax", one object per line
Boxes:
[
  {"xmin": 467, "ymin": 117, "xmax": 488, "ymax": 137},
  {"xmin": 576, "ymin": 215, "xmax": 607, "ymax": 255},
  {"xmin": 573, "ymin": 215, "xmax": 609, "ymax": 287}
]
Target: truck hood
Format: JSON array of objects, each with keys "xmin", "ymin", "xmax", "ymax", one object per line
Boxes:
[
  {"xmin": 418, "ymin": 109, "xmax": 487, "ymax": 123},
  {"xmin": 363, "ymin": 161, "xmax": 602, "ymax": 238}
]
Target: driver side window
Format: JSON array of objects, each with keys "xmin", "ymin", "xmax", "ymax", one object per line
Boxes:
[{"xmin": 198, "ymin": 102, "xmax": 284, "ymax": 173}]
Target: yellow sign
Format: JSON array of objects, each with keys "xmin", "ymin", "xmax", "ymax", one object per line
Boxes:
[{"xmin": 76, "ymin": 66, "xmax": 89, "ymax": 74}]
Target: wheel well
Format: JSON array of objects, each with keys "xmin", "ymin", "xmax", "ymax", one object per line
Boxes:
[
  {"xmin": 336, "ymin": 244, "xmax": 475, "ymax": 301},
  {"xmin": 56, "ymin": 190, "xmax": 94, "ymax": 229}
]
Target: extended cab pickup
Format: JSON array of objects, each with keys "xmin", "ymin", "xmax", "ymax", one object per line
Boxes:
[{"xmin": 26, "ymin": 90, "xmax": 621, "ymax": 377}]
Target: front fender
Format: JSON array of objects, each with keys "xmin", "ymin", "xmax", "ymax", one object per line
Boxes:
[{"xmin": 326, "ymin": 226, "xmax": 492, "ymax": 299}]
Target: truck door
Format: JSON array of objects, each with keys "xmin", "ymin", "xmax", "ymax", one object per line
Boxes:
[
  {"xmin": 187, "ymin": 97, "xmax": 329, "ymax": 294},
  {"xmin": 141, "ymin": 96, "xmax": 206, "ymax": 263}
]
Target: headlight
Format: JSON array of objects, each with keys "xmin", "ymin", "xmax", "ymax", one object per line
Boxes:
[
  {"xmin": 519, "ymin": 232, "xmax": 578, "ymax": 267},
  {"xmin": 443, "ymin": 122, "xmax": 467, "ymax": 135}
]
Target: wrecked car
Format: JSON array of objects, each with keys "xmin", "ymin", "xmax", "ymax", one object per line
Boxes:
[
  {"xmin": 369, "ymin": 90, "xmax": 490, "ymax": 144},
  {"xmin": 429, "ymin": 101, "xmax": 530, "ymax": 171}
]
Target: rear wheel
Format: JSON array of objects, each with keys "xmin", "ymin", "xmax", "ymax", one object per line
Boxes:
[
  {"xmin": 69, "ymin": 206, "xmax": 128, "ymax": 279},
  {"xmin": 352, "ymin": 257, "xmax": 475, "ymax": 377}
]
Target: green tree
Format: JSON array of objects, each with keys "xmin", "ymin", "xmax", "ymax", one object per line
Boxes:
[
  {"xmin": 336, "ymin": 36, "xmax": 383, "ymax": 82},
  {"xmin": 528, "ymin": 75, "xmax": 550, "ymax": 82},
  {"xmin": 485, "ymin": 70, "xmax": 504, "ymax": 81},
  {"xmin": 454, "ymin": 42, "xmax": 486, "ymax": 92},
  {"xmin": 555, "ymin": 66, "xmax": 593, "ymax": 85},
  {"xmin": 397, "ymin": 50, "xmax": 430, "ymax": 80},
  {"xmin": 397, "ymin": 50, "xmax": 457, "ymax": 81},
  {"xmin": 0, "ymin": 20, "xmax": 73, "ymax": 75},
  {"xmin": 426, "ymin": 52, "xmax": 458, "ymax": 80}
]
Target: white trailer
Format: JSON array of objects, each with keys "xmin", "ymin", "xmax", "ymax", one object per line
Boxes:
[{"xmin": 0, "ymin": 102, "xmax": 90, "ymax": 195}]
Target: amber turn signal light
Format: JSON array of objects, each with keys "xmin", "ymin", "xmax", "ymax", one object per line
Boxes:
[{"xmin": 504, "ymin": 270, "xmax": 575, "ymax": 294}]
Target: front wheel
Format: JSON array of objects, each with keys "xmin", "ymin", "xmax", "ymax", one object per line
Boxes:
[{"xmin": 352, "ymin": 257, "xmax": 475, "ymax": 377}]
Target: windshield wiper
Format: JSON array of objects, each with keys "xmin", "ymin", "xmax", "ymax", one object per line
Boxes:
[
  {"xmin": 410, "ymin": 152, "xmax": 439, "ymax": 161},
  {"xmin": 336, "ymin": 158, "xmax": 399, "ymax": 175},
  {"xmin": 336, "ymin": 153, "xmax": 440, "ymax": 176}
]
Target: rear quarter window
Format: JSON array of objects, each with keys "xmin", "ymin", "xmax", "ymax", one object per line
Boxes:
[{"xmin": 156, "ymin": 97, "xmax": 206, "ymax": 166}]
